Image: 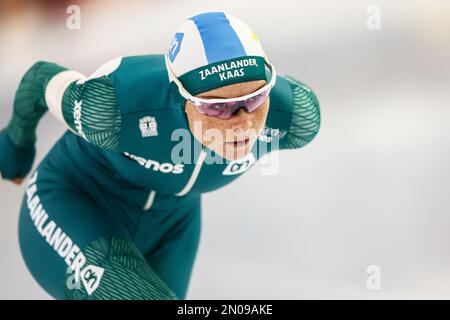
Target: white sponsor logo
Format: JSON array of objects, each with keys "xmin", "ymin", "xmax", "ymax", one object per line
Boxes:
[
  {"xmin": 139, "ymin": 116, "xmax": 158, "ymax": 137},
  {"xmin": 73, "ymin": 100, "xmax": 87, "ymax": 140},
  {"xmin": 223, "ymin": 153, "xmax": 256, "ymax": 175},
  {"xmin": 124, "ymin": 152, "xmax": 184, "ymax": 174},
  {"xmin": 258, "ymin": 127, "xmax": 287, "ymax": 143},
  {"xmin": 26, "ymin": 171, "xmax": 104, "ymax": 295},
  {"xmin": 199, "ymin": 58, "xmax": 258, "ymax": 81},
  {"xmin": 80, "ymin": 265, "xmax": 105, "ymax": 295}
]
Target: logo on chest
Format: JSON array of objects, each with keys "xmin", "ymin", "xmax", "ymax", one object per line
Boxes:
[
  {"xmin": 222, "ymin": 153, "xmax": 256, "ymax": 176},
  {"xmin": 123, "ymin": 152, "xmax": 184, "ymax": 174},
  {"xmin": 139, "ymin": 116, "xmax": 158, "ymax": 137},
  {"xmin": 258, "ymin": 127, "xmax": 287, "ymax": 143}
]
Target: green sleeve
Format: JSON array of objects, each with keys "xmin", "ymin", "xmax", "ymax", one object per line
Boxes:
[
  {"xmin": 61, "ymin": 75, "xmax": 121, "ymax": 151},
  {"xmin": 7, "ymin": 61, "xmax": 67, "ymax": 147},
  {"xmin": 281, "ymin": 76, "xmax": 321, "ymax": 149},
  {"xmin": 6, "ymin": 61, "xmax": 122, "ymax": 151}
]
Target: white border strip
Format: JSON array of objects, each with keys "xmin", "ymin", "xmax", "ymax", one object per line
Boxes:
[
  {"xmin": 175, "ymin": 149, "xmax": 207, "ymax": 197},
  {"xmin": 143, "ymin": 190, "xmax": 156, "ymax": 211},
  {"xmin": 45, "ymin": 70, "xmax": 85, "ymax": 125}
]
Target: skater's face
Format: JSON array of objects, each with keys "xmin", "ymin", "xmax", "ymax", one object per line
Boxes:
[{"xmin": 185, "ymin": 80, "xmax": 269, "ymax": 161}]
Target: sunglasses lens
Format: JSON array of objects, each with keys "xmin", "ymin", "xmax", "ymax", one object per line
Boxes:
[
  {"xmin": 244, "ymin": 89, "xmax": 270, "ymax": 112},
  {"xmin": 193, "ymin": 86, "xmax": 271, "ymax": 119},
  {"xmin": 195, "ymin": 101, "xmax": 234, "ymax": 119}
]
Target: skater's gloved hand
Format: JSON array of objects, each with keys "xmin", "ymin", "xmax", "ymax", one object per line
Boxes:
[{"xmin": 0, "ymin": 128, "xmax": 36, "ymax": 185}]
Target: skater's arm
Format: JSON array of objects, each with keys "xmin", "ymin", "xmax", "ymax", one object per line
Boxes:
[
  {"xmin": 6, "ymin": 60, "xmax": 121, "ymax": 150},
  {"xmin": 280, "ymin": 76, "xmax": 321, "ymax": 150}
]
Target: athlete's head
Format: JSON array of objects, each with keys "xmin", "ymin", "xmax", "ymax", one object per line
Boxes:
[{"xmin": 166, "ymin": 12, "xmax": 277, "ymax": 160}]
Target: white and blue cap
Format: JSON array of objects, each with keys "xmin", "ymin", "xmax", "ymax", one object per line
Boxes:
[{"xmin": 167, "ymin": 12, "xmax": 268, "ymax": 96}]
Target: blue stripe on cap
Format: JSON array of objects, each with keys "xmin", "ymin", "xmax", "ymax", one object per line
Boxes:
[{"xmin": 189, "ymin": 12, "xmax": 247, "ymax": 64}]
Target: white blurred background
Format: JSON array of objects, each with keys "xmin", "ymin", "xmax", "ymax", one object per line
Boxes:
[{"xmin": 1, "ymin": 0, "xmax": 450, "ymax": 299}]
